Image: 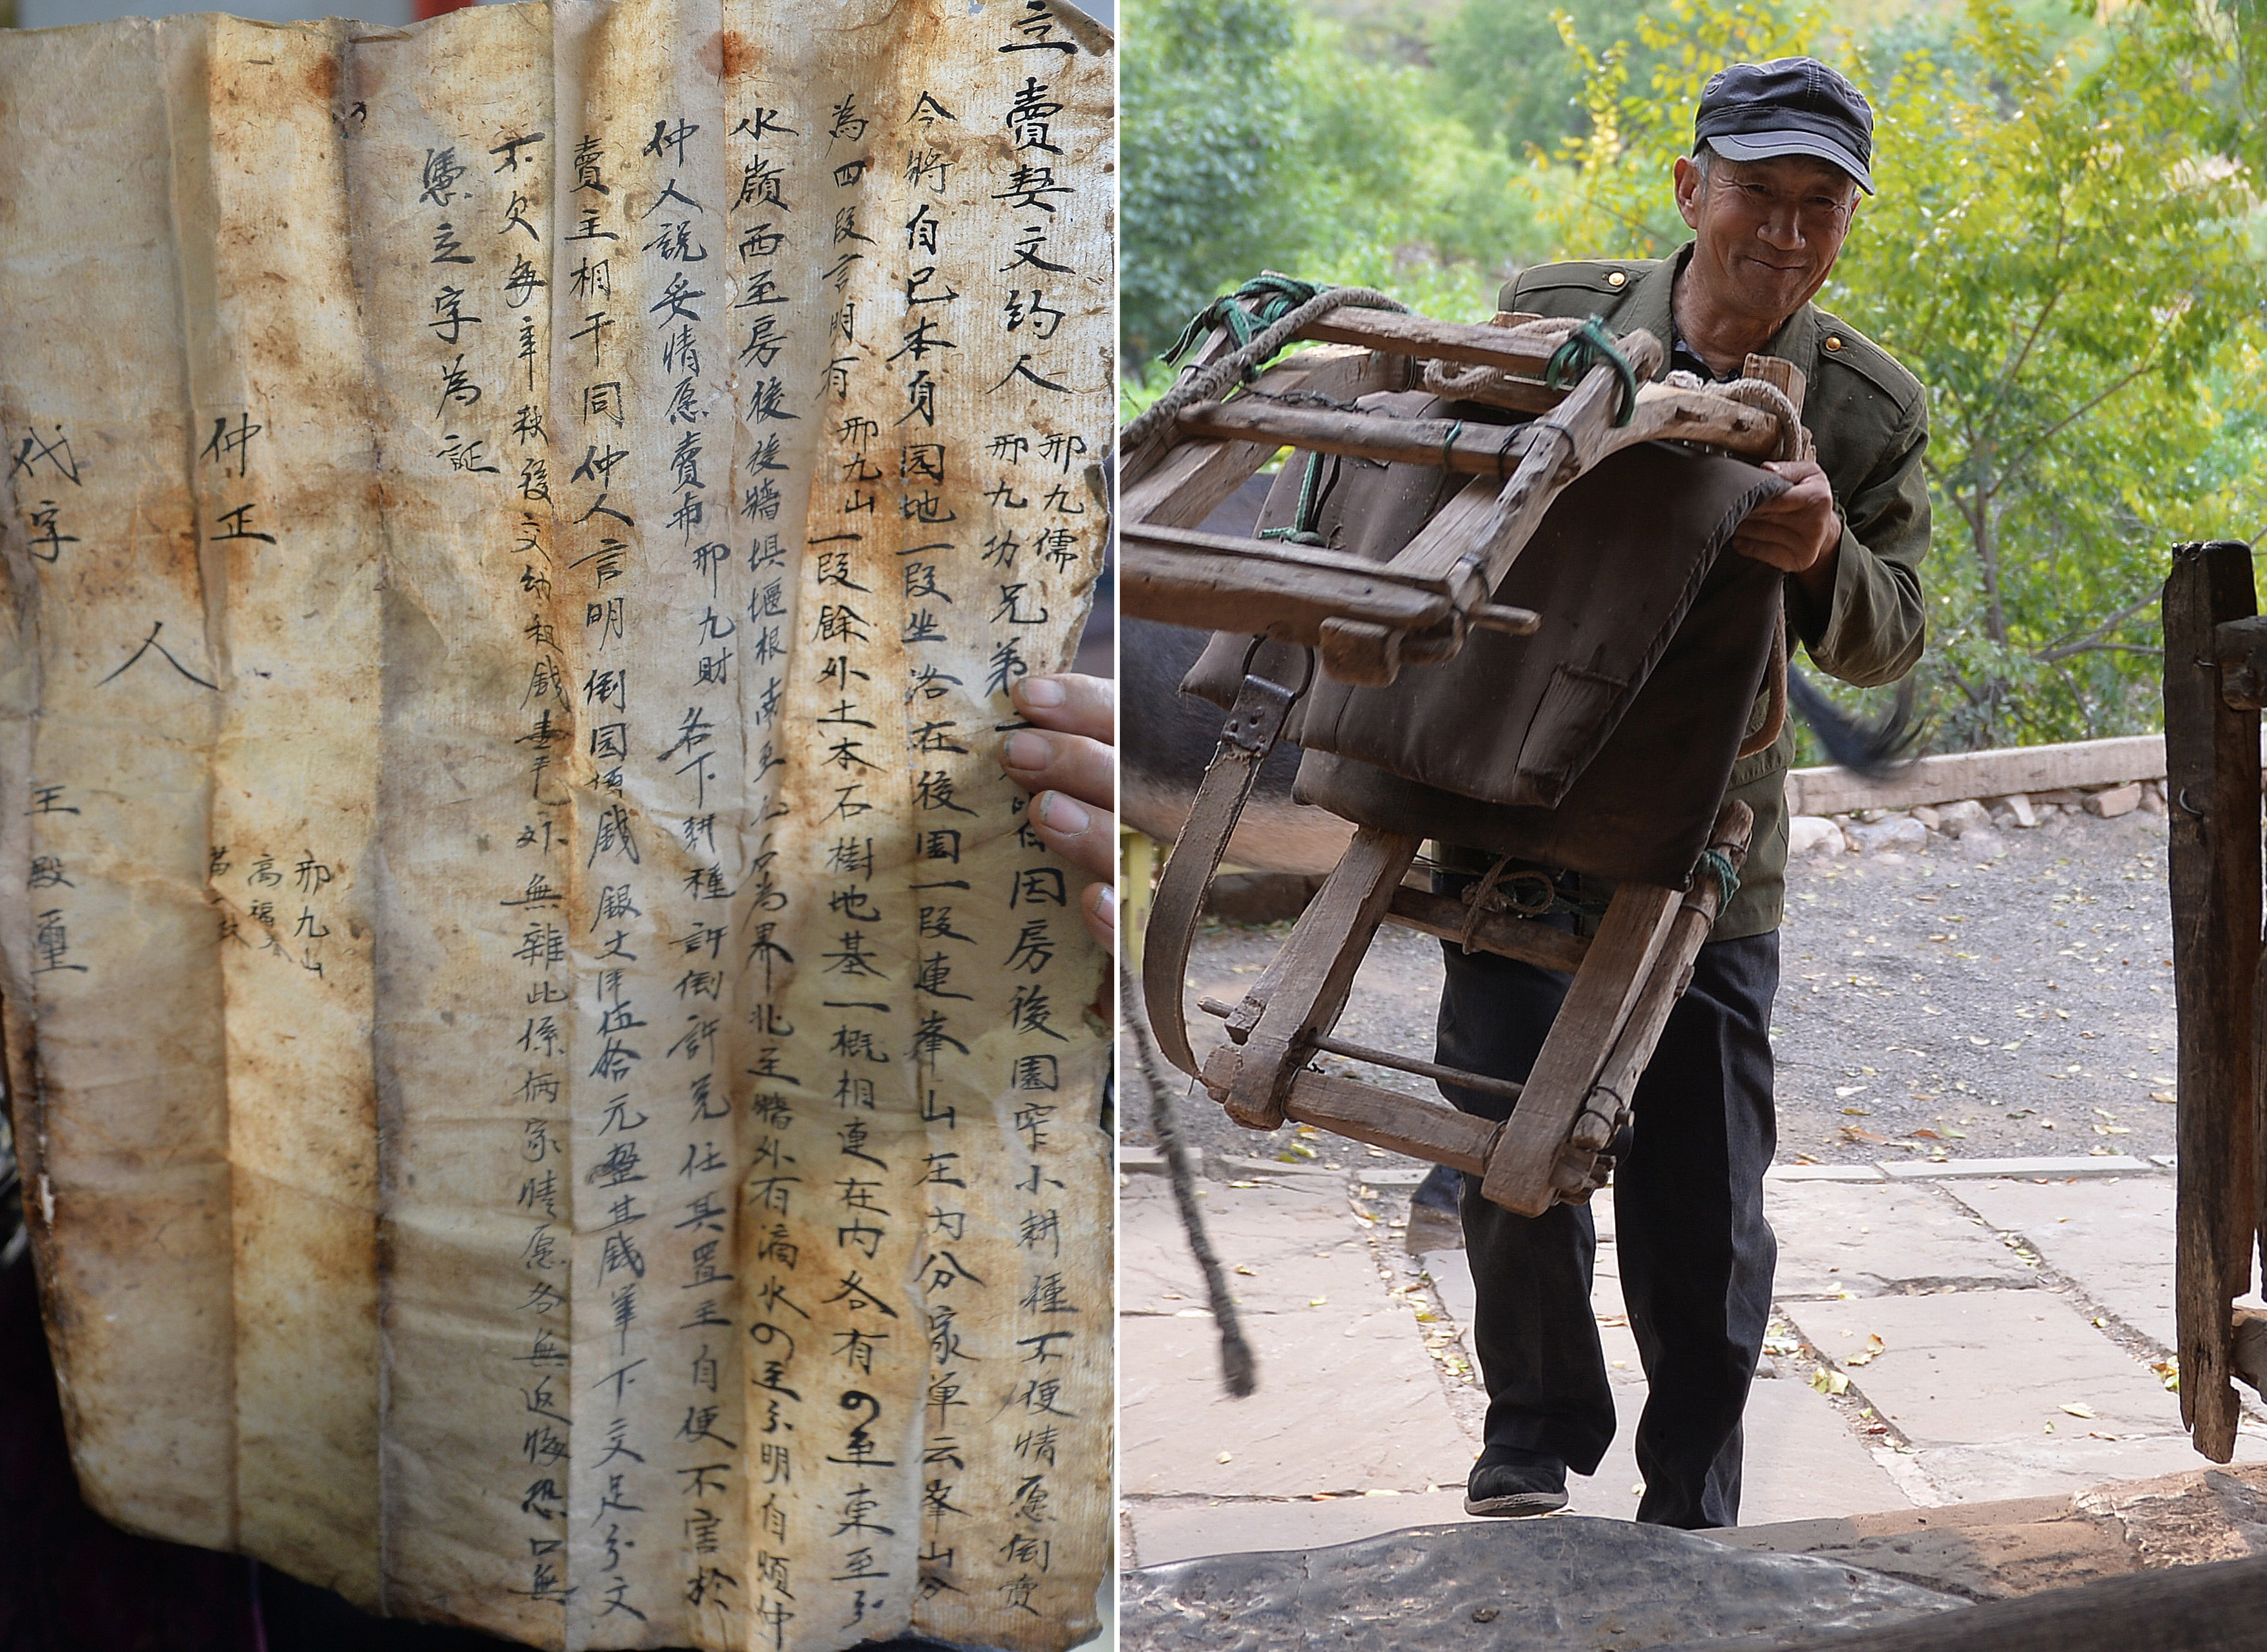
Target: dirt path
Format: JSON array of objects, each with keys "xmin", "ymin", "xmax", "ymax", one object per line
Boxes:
[{"xmin": 1127, "ymin": 802, "xmax": 2178, "ymax": 1172}]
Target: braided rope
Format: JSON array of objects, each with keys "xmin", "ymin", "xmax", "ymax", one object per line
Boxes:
[
  {"xmin": 1662, "ymin": 369, "xmax": 1808, "ymax": 462},
  {"xmin": 1122, "ymin": 283, "xmax": 1410, "ymax": 459},
  {"xmin": 1416, "ymin": 315, "xmax": 1589, "ymax": 402}
]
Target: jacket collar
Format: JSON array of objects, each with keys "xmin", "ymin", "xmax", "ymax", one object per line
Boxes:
[{"xmin": 1623, "ymin": 243, "xmax": 1822, "ymax": 393}]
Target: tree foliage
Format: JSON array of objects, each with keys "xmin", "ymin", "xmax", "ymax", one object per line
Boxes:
[
  {"xmin": 1120, "ymin": 0, "xmax": 1556, "ymax": 365},
  {"xmin": 1548, "ymin": 0, "xmax": 2267, "ymax": 749}
]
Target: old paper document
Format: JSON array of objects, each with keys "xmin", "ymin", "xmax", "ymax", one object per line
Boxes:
[{"xmin": 0, "ymin": 2, "xmax": 1112, "ymax": 1646}]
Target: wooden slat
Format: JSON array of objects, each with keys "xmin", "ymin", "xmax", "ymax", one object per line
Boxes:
[
  {"xmin": 1123, "ymin": 340, "xmax": 1395, "ymax": 496},
  {"xmin": 1199, "ymin": 1045, "xmax": 1503, "ymax": 1173},
  {"xmin": 1548, "ymin": 803, "xmax": 1753, "ymax": 1193},
  {"xmin": 1481, "ymin": 880, "xmax": 1682, "ymax": 1215},
  {"xmin": 1181, "ymin": 380, "xmax": 1783, "ymax": 470},
  {"xmin": 1384, "ymin": 329, "xmax": 1669, "ymax": 593},
  {"xmin": 1122, "ymin": 434, "xmax": 1280, "ymax": 531},
  {"xmin": 1281, "ymin": 1068, "xmax": 1500, "ymax": 1174},
  {"xmin": 1740, "ymin": 352, "xmax": 1806, "ymax": 409},
  {"xmin": 2163, "ymin": 539, "xmax": 2259, "ymax": 1463},
  {"xmin": 1119, "ymin": 536, "xmax": 1452, "ymax": 640},
  {"xmin": 1124, "ymin": 522, "xmax": 1457, "ymax": 595},
  {"xmin": 1218, "ymin": 827, "xmax": 1421, "ymax": 1129},
  {"xmin": 1383, "ymin": 884, "xmax": 1591, "ymax": 975},
  {"xmin": 2215, "ymin": 613, "xmax": 2267, "ymax": 711},
  {"xmin": 1294, "ymin": 307, "xmax": 1567, "ymax": 374},
  {"xmin": 1178, "ymin": 398, "xmax": 1548, "ymax": 476}
]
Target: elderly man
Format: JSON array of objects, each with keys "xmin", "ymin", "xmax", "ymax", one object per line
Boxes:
[{"xmin": 1441, "ymin": 57, "xmax": 1929, "ymax": 1529}]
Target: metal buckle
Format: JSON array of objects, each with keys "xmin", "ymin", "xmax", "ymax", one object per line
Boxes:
[
  {"xmin": 1218, "ymin": 640, "xmax": 1316, "ymax": 756},
  {"xmin": 1221, "ymin": 672, "xmax": 1296, "ymax": 754}
]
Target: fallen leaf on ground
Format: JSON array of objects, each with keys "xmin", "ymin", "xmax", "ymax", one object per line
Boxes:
[
  {"xmin": 2060, "ymin": 1402, "xmax": 2097, "ymax": 1419},
  {"xmin": 1811, "ymin": 1368, "xmax": 1850, "ymax": 1396},
  {"xmin": 1846, "ymin": 1334, "xmax": 1886, "ymax": 1368}
]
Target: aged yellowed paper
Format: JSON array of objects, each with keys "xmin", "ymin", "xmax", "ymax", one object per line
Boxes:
[{"xmin": 0, "ymin": 3, "xmax": 1111, "ymax": 1647}]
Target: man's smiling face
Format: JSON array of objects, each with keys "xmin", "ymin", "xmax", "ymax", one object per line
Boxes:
[{"xmin": 1672, "ymin": 149, "xmax": 1861, "ymax": 332}]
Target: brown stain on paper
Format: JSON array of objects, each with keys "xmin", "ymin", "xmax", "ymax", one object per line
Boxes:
[{"xmin": 699, "ymin": 27, "xmax": 758, "ymax": 80}]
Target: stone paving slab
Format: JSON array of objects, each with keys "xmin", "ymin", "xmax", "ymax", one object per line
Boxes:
[
  {"xmin": 1879, "ymin": 1154, "xmax": 2157, "ymax": 1180},
  {"xmin": 1126, "ymin": 1490, "xmax": 1480, "ymax": 1570},
  {"xmin": 1740, "ymin": 1377, "xmax": 1916, "ymax": 1525},
  {"xmin": 1765, "ymin": 1180, "xmax": 2037, "ymax": 1299},
  {"xmin": 1768, "ymin": 1163, "xmax": 1885, "ymax": 1182},
  {"xmin": 1942, "ymin": 1177, "xmax": 2177, "ymax": 1348},
  {"xmin": 1783, "ymin": 1289, "xmax": 2182, "ymax": 1449},
  {"xmin": 1121, "ymin": 1175, "xmax": 1474, "ymax": 1500},
  {"xmin": 1119, "ymin": 1176, "xmax": 1378, "ymax": 1317},
  {"xmin": 1121, "ymin": 1306, "xmax": 1476, "ymax": 1498},
  {"xmin": 1418, "ymin": 1247, "xmax": 1909, "ymax": 1526},
  {"xmin": 1917, "ymin": 1431, "xmax": 2267, "ymax": 1504}
]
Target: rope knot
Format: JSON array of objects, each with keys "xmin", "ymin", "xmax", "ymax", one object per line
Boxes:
[
  {"xmin": 1160, "ymin": 273, "xmax": 1331, "ymax": 368},
  {"xmin": 1543, "ymin": 314, "xmax": 1639, "ymax": 428}
]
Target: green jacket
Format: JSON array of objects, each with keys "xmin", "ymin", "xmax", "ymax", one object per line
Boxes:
[{"xmin": 1480, "ymin": 245, "xmax": 1932, "ymax": 939}]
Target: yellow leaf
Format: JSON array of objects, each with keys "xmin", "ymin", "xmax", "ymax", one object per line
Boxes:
[
  {"xmin": 2060, "ymin": 1402, "xmax": 2096, "ymax": 1418},
  {"xmin": 1234, "ymin": 1264, "xmax": 1257, "ymax": 1276}
]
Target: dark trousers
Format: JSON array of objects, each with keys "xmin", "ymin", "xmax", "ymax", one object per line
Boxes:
[{"xmin": 1435, "ymin": 922, "xmax": 1780, "ymax": 1529}]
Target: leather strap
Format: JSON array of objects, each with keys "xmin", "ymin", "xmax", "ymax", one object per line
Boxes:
[{"xmin": 1142, "ymin": 658, "xmax": 1311, "ymax": 1077}]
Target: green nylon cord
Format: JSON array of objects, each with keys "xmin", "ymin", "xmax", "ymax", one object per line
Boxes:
[
  {"xmin": 1695, "ymin": 848, "xmax": 1742, "ymax": 914},
  {"xmin": 1256, "ymin": 449, "xmax": 1330, "ymax": 547},
  {"xmin": 1544, "ymin": 314, "xmax": 1640, "ymax": 428},
  {"xmin": 1161, "ymin": 273, "xmax": 1330, "ymax": 370}
]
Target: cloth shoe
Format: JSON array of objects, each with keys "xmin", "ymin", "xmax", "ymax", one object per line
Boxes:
[{"xmin": 1463, "ymin": 1449, "xmax": 1568, "ymax": 1517}]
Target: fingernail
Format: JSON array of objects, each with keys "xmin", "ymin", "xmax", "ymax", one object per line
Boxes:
[
  {"xmin": 1019, "ymin": 676, "xmax": 1066, "ymax": 708},
  {"xmin": 1037, "ymin": 791, "xmax": 1090, "ymax": 833},
  {"xmin": 1004, "ymin": 731, "xmax": 1050, "ymax": 769},
  {"xmin": 1094, "ymin": 883, "xmax": 1116, "ymax": 917}
]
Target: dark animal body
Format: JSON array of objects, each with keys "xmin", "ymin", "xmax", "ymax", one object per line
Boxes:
[{"xmin": 1120, "ymin": 472, "xmax": 1355, "ymax": 873}]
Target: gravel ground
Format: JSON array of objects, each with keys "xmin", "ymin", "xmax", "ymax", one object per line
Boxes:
[{"xmin": 1125, "ymin": 801, "xmax": 2180, "ymax": 1174}]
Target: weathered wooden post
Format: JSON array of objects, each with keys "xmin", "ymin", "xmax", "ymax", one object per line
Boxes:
[{"xmin": 2162, "ymin": 539, "xmax": 2261, "ymax": 1461}]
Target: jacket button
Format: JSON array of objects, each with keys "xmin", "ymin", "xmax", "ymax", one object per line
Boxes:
[
  {"xmin": 1606, "ymin": 269, "xmax": 1627, "ymax": 287},
  {"xmin": 1824, "ymin": 334, "xmax": 1844, "ymax": 351}
]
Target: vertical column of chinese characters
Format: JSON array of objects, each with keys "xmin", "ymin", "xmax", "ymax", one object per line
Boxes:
[
  {"xmin": 11, "ymin": 424, "xmax": 103, "ymax": 1008},
  {"xmin": 484, "ymin": 113, "xmax": 577, "ymax": 1627},
  {"xmin": 912, "ymin": 5, "xmax": 1114, "ymax": 1646},
  {"xmin": 882, "ymin": 80, "xmax": 991, "ymax": 1629},
  {"xmin": 753, "ymin": 48, "xmax": 930, "ymax": 1646},
  {"xmin": 341, "ymin": 24, "xmax": 572, "ymax": 1621},
  {"xmin": 554, "ymin": 3, "xmax": 748, "ymax": 1634},
  {"xmin": 551, "ymin": 29, "xmax": 644, "ymax": 1633},
  {"xmin": 720, "ymin": 41, "xmax": 828, "ymax": 1652},
  {"xmin": 819, "ymin": 82, "xmax": 926, "ymax": 1650},
  {"xmin": 191, "ymin": 397, "xmax": 315, "ymax": 986},
  {"xmin": 628, "ymin": 93, "xmax": 749, "ymax": 1644},
  {"xmin": 191, "ymin": 19, "xmax": 393, "ymax": 1591}
]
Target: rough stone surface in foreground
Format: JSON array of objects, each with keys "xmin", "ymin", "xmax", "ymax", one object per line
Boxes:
[{"xmin": 1121, "ymin": 1517, "xmax": 1964, "ymax": 1650}]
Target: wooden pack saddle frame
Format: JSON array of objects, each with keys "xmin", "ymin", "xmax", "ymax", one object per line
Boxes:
[{"xmin": 1123, "ymin": 287, "xmax": 1809, "ymax": 1216}]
